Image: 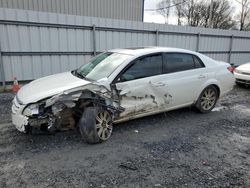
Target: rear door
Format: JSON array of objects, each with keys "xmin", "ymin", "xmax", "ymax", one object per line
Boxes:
[{"xmin": 158, "ymin": 53, "xmax": 208, "ymax": 108}]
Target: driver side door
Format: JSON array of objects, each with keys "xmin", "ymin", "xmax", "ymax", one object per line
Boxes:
[{"xmin": 114, "ymin": 53, "xmax": 169, "ymax": 119}]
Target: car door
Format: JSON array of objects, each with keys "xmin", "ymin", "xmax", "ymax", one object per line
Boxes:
[
  {"xmin": 157, "ymin": 53, "xmax": 208, "ymax": 108},
  {"xmin": 114, "ymin": 53, "xmax": 169, "ymax": 118}
]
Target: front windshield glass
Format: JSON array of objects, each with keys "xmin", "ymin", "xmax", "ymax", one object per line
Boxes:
[{"xmin": 76, "ymin": 52, "xmax": 132, "ymax": 81}]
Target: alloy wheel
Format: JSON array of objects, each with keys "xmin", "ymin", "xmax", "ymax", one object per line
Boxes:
[
  {"xmin": 95, "ymin": 111, "xmax": 113, "ymax": 140},
  {"xmin": 200, "ymin": 88, "xmax": 217, "ymax": 111}
]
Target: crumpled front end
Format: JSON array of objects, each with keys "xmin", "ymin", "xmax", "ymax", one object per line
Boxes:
[{"xmin": 11, "ymin": 82, "xmax": 124, "ymax": 134}]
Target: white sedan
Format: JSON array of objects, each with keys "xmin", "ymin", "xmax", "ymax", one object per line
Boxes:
[
  {"xmin": 234, "ymin": 62, "xmax": 250, "ymax": 86},
  {"xmin": 12, "ymin": 47, "xmax": 234, "ymax": 143}
]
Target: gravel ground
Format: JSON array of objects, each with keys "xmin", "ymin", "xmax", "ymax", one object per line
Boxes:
[
  {"xmin": 0, "ymin": 92, "xmax": 14, "ymax": 124},
  {"xmin": 0, "ymin": 86, "xmax": 249, "ymax": 188}
]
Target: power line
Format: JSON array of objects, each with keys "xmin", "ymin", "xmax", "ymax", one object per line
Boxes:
[{"xmin": 144, "ymin": 0, "xmax": 187, "ymax": 11}]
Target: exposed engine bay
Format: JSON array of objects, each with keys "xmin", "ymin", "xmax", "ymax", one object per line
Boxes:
[{"xmin": 21, "ymin": 83, "xmax": 124, "ymax": 134}]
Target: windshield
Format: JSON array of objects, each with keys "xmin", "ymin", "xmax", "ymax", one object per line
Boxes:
[{"xmin": 76, "ymin": 52, "xmax": 132, "ymax": 81}]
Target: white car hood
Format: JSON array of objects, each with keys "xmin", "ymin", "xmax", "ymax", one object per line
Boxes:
[
  {"xmin": 236, "ymin": 63, "xmax": 250, "ymax": 73},
  {"xmin": 17, "ymin": 72, "xmax": 91, "ymax": 104}
]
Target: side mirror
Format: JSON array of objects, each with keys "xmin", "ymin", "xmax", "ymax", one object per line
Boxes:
[{"xmin": 117, "ymin": 77, "xmax": 122, "ymax": 82}]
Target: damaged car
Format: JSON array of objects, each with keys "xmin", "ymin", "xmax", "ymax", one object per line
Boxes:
[{"xmin": 12, "ymin": 47, "xmax": 235, "ymax": 143}]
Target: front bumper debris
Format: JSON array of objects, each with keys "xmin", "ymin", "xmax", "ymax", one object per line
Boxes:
[{"xmin": 11, "ymin": 113, "xmax": 28, "ymax": 132}]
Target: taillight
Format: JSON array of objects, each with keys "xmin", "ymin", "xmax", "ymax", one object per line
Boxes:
[{"xmin": 227, "ymin": 66, "xmax": 235, "ymax": 74}]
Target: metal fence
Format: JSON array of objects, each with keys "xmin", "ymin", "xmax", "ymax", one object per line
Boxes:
[{"xmin": 1, "ymin": 8, "xmax": 250, "ymax": 88}]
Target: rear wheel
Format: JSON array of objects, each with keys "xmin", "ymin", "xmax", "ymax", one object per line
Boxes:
[
  {"xmin": 78, "ymin": 107, "xmax": 113, "ymax": 144},
  {"xmin": 195, "ymin": 86, "xmax": 218, "ymax": 113}
]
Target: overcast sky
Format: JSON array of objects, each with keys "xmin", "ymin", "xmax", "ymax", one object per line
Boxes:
[{"xmin": 143, "ymin": 0, "xmax": 241, "ymax": 24}]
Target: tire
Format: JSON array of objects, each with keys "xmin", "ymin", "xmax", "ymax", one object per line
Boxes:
[
  {"xmin": 195, "ymin": 86, "xmax": 219, "ymax": 113},
  {"xmin": 78, "ymin": 107, "xmax": 113, "ymax": 144}
]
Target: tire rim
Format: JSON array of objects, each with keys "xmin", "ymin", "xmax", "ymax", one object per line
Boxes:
[
  {"xmin": 201, "ymin": 88, "xmax": 217, "ymax": 110},
  {"xmin": 95, "ymin": 111, "xmax": 113, "ymax": 140}
]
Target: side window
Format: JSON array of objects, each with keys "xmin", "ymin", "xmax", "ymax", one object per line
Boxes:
[
  {"xmin": 163, "ymin": 53, "xmax": 194, "ymax": 73},
  {"xmin": 193, "ymin": 55, "xmax": 205, "ymax": 68},
  {"xmin": 120, "ymin": 54, "xmax": 162, "ymax": 82},
  {"xmin": 163, "ymin": 53, "xmax": 205, "ymax": 73}
]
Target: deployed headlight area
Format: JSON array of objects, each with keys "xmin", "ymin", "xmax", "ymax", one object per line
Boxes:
[
  {"xmin": 22, "ymin": 99, "xmax": 76, "ymax": 133},
  {"xmin": 23, "ymin": 103, "xmax": 44, "ymax": 116}
]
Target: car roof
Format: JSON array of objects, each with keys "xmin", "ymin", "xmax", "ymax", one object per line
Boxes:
[{"xmin": 109, "ymin": 46, "xmax": 198, "ymax": 56}]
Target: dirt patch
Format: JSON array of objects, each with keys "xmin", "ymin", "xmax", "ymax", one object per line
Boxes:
[{"xmin": 0, "ymin": 86, "xmax": 250, "ymax": 187}]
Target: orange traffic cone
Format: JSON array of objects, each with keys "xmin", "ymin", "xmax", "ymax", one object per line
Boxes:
[{"xmin": 12, "ymin": 77, "xmax": 20, "ymax": 93}]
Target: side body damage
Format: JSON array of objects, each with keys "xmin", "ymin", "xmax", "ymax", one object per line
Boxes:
[
  {"xmin": 115, "ymin": 80, "xmax": 173, "ymax": 119},
  {"xmin": 19, "ymin": 80, "xmax": 174, "ymax": 133}
]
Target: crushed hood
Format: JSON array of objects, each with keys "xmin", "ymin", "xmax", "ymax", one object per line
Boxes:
[
  {"xmin": 17, "ymin": 72, "xmax": 91, "ymax": 104},
  {"xmin": 236, "ymin": 63, "xmax": 250, "ymax": 73}
]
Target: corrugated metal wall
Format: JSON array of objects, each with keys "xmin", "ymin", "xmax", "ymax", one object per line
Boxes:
[
  {"xmin": 1, "ymin": 8, "xmax": 250, "ymax": 85},
  {"xmin": 0, "ymin": 0, "xmax": 143, "ymax": 21}
]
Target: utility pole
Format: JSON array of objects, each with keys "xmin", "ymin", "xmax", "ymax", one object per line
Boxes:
[{"xmin": 209, "ymin": 0, "xmax": 213, "ymax": 28}]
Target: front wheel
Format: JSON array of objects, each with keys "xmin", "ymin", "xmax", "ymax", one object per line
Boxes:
[
  {"xmin": 78, "ymin": 107, "xmax": 113, "ymax": 144},
  {"xmin": 195, "ymin": 86, "xmax": 219, "ymax": 113}
]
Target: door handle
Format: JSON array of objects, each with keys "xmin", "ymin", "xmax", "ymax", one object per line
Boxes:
[
  {"xmin": 198, "ymin": 75, "xmax": 206, "ymax": 79},
  {"xmin": 152, "ymin": 82, "xmax": 166, "ymax": 87}
]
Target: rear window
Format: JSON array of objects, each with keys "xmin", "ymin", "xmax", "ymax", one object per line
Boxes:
[
  {"xmin": 163, "ymin": 53, "xmax": 205, "ymax": 73},
  {"xmin": 193, "ymin": 55, "xmax": 205, "ymax": 68}
]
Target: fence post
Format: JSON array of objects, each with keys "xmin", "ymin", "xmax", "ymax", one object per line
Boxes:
[
  {"xmin": 228, "ymin": 34, "xmax": 234, "ymax": 65},
  {"xmin": 155, "ymin": 29, "xmax": 159, "ymax": 46},
  {"xmin": 196, "ymin": 32, "xmax": 200, "ymax": 52},
  {"xmin": 0, "ymin": 44, "xmax": 6, "ymax": 90},
  {"xmin": 92, "ymin": 24, "xmax": 96, "ymax": 56}
]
